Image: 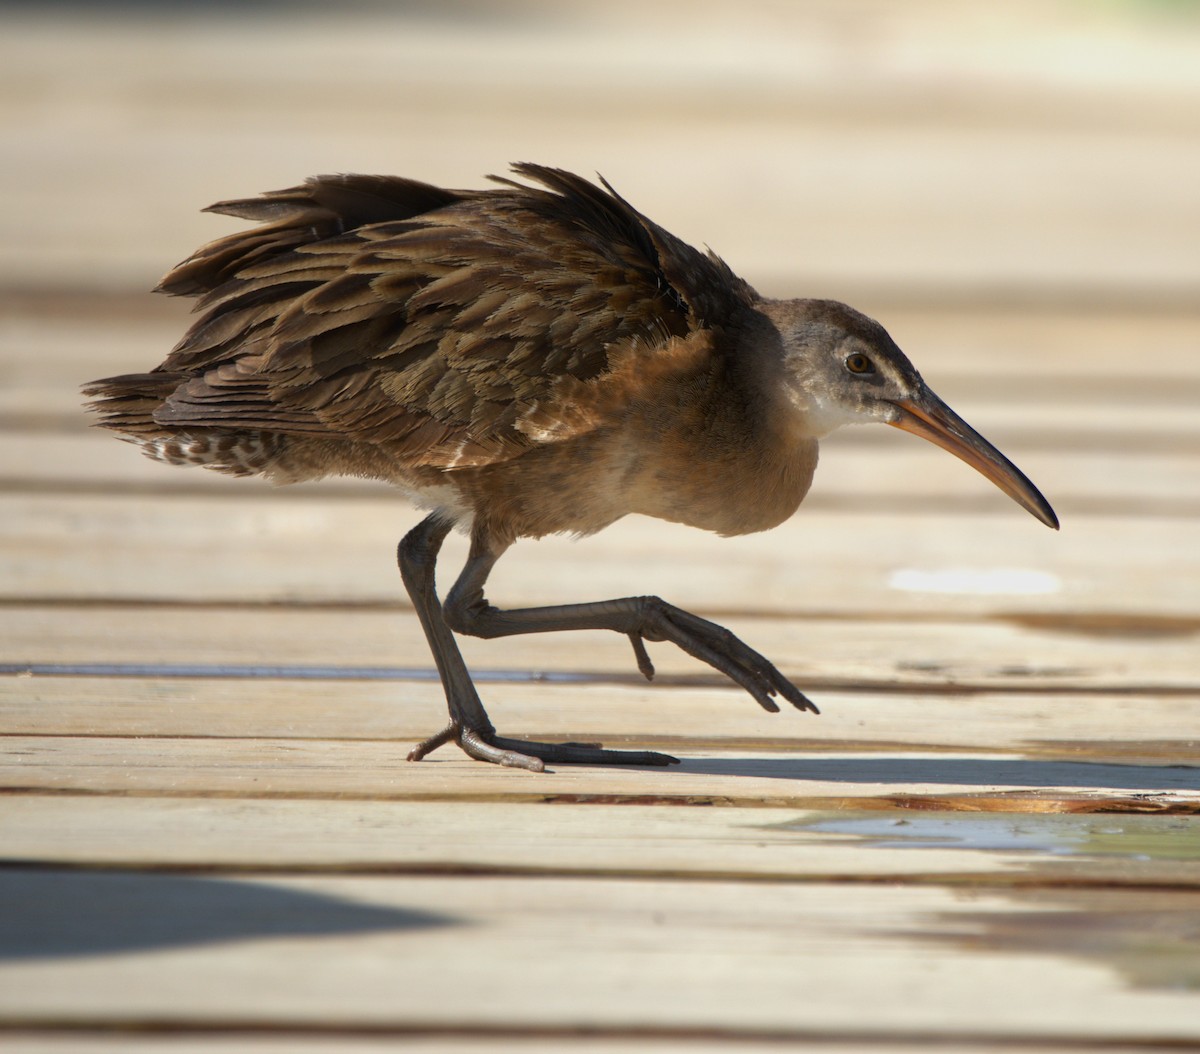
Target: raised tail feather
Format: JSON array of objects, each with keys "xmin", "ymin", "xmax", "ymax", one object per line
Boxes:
[
  {"xmin": 82, "ymin": 372, "xmax": 285, "ymax": 476},
  {"xmin": 82, "ymin": 372, "xmax": 184, "ymax": 436}
]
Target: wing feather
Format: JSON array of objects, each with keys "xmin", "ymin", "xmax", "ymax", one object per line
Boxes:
[{"xmin": 105, "ymin": 165, "xmax": 758, "ymax": 470}]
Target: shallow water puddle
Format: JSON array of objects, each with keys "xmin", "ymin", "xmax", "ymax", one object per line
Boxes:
[{"xmin": 784, "ymin": 811, "xmax": 1200, "ymax": 861}]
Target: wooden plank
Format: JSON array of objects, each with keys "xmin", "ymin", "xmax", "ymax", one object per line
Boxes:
[
  {"xmin": 10, "ymin": 1040, "xmax": 1046, "ymax": 1054},
  {"xmin": 1, "ymin": 495, "xmax": 1191, "ymax": 617},
  {"xmin": 4, "ymin": 675, "xmax": 1198, "ymax": 763},
  {"xmin": 2, "ymin": 871, "xmax": 1198, "ymax": 1040},
  {"xmin": 19, "ymin": 379, "xmax": 1199, "ymax": 455},
  {"xmin": 9, "ymin": 291, "xmax": 1200, "ymax": 372},
  {"xmin": 18, "ymin": 344, "xmax": 1200, "ymax": 444},
  {"xmin": 7, "ymin": 298, "xmax": 1199, "ymax": 385},
  {"xmin": 4, "ymin": 604, "xmax": 1198, "ymax": 692},
  {"xmin": 8, "ymin": 435, "xmax": 1200, "ymax": 517},
  {"xmin": 16, "ymin": 318, "xmax": 1200, "ymax": 452},
  {"xmin": 10, "ymin": 299, "xmax": 1200, "ymax": 492},
  {"xmin": 0, "ymin": 1043, "xmax": 1171, "ymax": 1054},
  {"xmin": 3, "ymin": 795, "xmax": 1197, "ymax": 888},
  {"xmin": 0, "ymin": 796, "xmax": 1043, "ymax": 880},
  {"xmin": 2, "ymin": 737, "xmax": 1196, "ymax": 808},
  {"xmin": 863, "ymin": 306, "xmax": 1200, "ymax": 380}
]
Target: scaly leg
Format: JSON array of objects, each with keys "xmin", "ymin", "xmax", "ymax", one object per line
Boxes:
[{"xmin": 397, "ymin": 514, "xmax": 678, "ymax": 771}]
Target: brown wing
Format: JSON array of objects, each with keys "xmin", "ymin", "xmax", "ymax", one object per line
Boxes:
[{"xmin": 124, "ymin": 164, "xmax": 757, "ymax": 469}]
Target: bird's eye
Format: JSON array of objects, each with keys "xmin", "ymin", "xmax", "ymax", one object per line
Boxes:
[{"xmin": 845, "ymin": 353, "xmax": 875, "ymax": 375}]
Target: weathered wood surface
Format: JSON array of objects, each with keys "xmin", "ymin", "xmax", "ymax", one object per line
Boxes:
[
  {"xmin": 7, "ymin": 1046, "xmax": 1172, "ymax": 1054},
  {"xmin": 6, "ymin": 737, "xmax": 1198, "ymax": 811},
  {"xmin": 6, "ymin": 681, "xmax": 1199, "ymax": 775},
  {"xmin": 4, "ymin": 495, "xmax": 1195, "ymax": 620},
  {"xmin": 15, "ymin": 1045, "xmax": 1171, "ymax": 1054},
  {"xmin": 4, "ymin": 873, "xmax": 1200, "ymax": 1040},
  {"xmin": 2, "ymin": 1, "xmax": 1199, "ymax": 1050},
  {"xmin": 5, "ymin": 795, "xmax": 1196, "ymax": 882},
  {"xmin": 4, "ymin": 601, "xmax": 1200, "ymax": 686}
]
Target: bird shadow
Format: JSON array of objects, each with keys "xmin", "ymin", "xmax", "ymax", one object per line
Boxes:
[
  {"xmin": 0, "ymin": 869, "xmax": 458, "ymax": 962},
  {"xmin": 672, "ymin": 755, "xmax": 1200, "ymax": 793}
]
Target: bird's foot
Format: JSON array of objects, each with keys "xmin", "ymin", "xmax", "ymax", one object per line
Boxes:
[
  {"xmin": 407, "ymin": 721, "xmax": 679, "ymax": 772},
  {"xmin": 632, "ymin": 599, "xmax": 819, "ymax": 715}
]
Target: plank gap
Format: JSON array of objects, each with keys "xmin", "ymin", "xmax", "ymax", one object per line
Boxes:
[
  {"xmin": 4, "ymin": 731, "xmax": 1198, "ymax": 765},
  {"xmin": 4, "ymin": 664, "xmax": 1196, "ymax": 697},
  {"xmin": 5, "ymin": 478, "xmax": 1200, "ymax": 518},
  {"xmin": 3, "ymin": 786, "xmax": 1195, "ymax": 815},
  {"xmin": 8, "ymin": 600, "xmax": 1200, "ymax": 638},
  {"xmin": 2, "ymin": 857, "xmax": 1199, "ymax": 897},
  {"xmin": 0, "ymin": 1018, "xmax": 1195, "ymax": 1050}
]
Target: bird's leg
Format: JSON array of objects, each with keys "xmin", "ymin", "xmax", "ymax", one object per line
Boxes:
[
  {"xmin": 397, "ymin": 514, "xmax": 677, "ymax": 771},
  {"xmin": 397, "ymin": 515, "xmax": 511, "ymax": 765},
  {"xmin": 443, "ymin": 528, "xmax": 819, "ymax": 721}
]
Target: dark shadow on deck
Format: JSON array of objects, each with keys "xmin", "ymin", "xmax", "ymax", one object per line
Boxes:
[
  {"xmin": 676, "ymin": 756, "xmax": 1200, "ymax": 793},
  {"xmin": 0, "ymin": 869, "xmax": 458, "ymax": 961}
]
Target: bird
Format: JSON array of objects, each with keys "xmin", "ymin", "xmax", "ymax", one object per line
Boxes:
[{"xmin": 84, "ymin": 163, "xmax": 1059, "ymax": 772}]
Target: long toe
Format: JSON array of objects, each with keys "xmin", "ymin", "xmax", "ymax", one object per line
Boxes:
[
  {"xmin": 407, "ymin": 724, "xmax": 677, "ymax": 770},
  {"xmin": 779, "ymin": 680, "xmax": 820, "ymax": 714},
  {"xmin": 460, "ymin": 729, "xmax": 548, "ymax": 772},
  {"xmin": 406, "ymin": 722, "xmax": 545, "ymax": 770},
  {"xmin": 644, "ymin": 603, "xmax": 817, "ymax": 714},
  {"xmin": 489, "ymin": 735, "xmax": 680, "ymax": 767}
]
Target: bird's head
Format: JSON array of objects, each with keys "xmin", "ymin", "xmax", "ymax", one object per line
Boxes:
[{"xmin": 764, "ymin": 298, "xmax": 1058, "ymax": 530}]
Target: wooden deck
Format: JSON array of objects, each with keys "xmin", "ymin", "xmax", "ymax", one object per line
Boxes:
[{"xmin": 2, "ymin": 2, "xmax": 1199, "ymax": 1050}]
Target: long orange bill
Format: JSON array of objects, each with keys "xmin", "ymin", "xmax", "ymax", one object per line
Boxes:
[{"xmin": 889, "ymin": 391, "xmax": 1059, "ymax": 530}]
